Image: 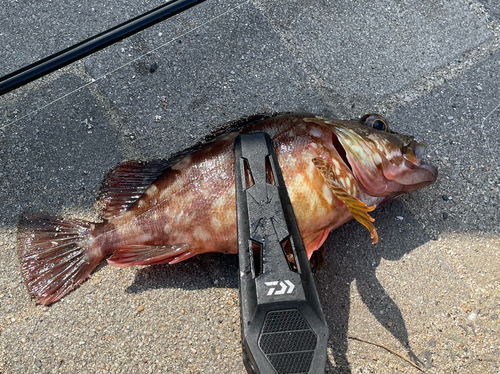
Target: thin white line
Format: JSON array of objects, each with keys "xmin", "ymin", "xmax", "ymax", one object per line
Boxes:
[
  {"xmin": 480, "ymin": 101, "xmax": 500, "ymax": 169},
  {"xmin": 481, "ymin": 101, "xmax": 500, "ymax": 127},
  {"xmin": 0, "ymin": 0, "xmax": 250, "ymax": 131}
]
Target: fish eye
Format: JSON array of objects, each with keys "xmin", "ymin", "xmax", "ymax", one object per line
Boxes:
[
  {"xmin": 359, "ymin": 114, "xmax": 389, "ymax": 132},
  {"xmin": 371, "ymin": 119, "xmax": 388, "ymax": 131}
]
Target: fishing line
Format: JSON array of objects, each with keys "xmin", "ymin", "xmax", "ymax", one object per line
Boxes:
[
  {"xmin": 0, "ymin": 0, "xmax": 250, "ymax": 132},
  {"xmin": 480, "ymin": 101, "xmax": 500, "ymax": 169}
]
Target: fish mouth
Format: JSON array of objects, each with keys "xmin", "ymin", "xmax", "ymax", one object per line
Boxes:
[
  {"xmin": 395, "ymin": 162, "xmax": 437, "ymax": 193},
  {"xmin": 396, "ymin": 141, "xmax": 438, "ymax": 192},
  {"xmin": 401, "ymin": 162, "xmax": 438, "ymax": 191}
]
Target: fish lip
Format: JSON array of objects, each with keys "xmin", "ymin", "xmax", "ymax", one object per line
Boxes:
[
  {"xmin": 407, "ymin": 140, "xmax": 438, "ymax": 182},
  {"xmin": 399, "ymin": 162, "xmax": 438, "ymax": 193},
  {"xmin": 419, "ymin": 162, "xmax": 438, "ymax": 181},
  {"xmin": 414, "ymin": 141, "xmax": 427, "ymax": 161}
]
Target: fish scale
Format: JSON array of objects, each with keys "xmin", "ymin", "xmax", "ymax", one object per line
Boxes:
[{"xmin": 17, "ymin": 113, "xmax": 437, "ymax": 305}]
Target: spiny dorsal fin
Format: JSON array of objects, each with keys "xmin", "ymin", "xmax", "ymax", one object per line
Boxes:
[
  {"xmin": 98, "ymin": 160, "xmax": 170, "ymax": 220},
  {"xmin": 312, "ymin": 157, "xmax": 379, "ymax": 244}
]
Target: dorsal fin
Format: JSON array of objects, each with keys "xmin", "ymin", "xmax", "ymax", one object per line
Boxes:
[
  {"xmin": 98, "ymin": 160, "xmax": 170, "ymax": 219},
  {"xmin": 312, "ymin": 157, "xmax": 379, "ymax": 244}
]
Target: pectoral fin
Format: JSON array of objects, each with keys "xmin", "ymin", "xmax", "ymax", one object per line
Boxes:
[{"xmin": 313, "ymin": 157, "xmax": 379, "ymax": 244}]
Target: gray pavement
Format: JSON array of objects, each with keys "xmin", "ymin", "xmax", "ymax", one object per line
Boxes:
[{"xmin": 1, "ymin": 0, "xmax": 499, "ymax": 373}]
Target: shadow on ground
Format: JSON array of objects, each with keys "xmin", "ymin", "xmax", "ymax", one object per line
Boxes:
[
  {"xmin": 317, "ymin": 199, "xmax": 430, "ymax": 373},
  {"xmin": 124, "ymin": 197, "xmax": 431, "ymax": 372}
]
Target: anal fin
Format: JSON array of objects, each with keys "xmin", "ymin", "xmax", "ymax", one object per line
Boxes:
[
  {"xmin": 107, "ymin": 244, "xmax": 191, "ymax": 267},
  {"xmin": 313, "ymin": 157, "xmax": 379, "ymax": 244}
]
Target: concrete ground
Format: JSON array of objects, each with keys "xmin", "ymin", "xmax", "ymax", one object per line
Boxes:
[{"xmin": 1, "ymin": 0, "xmax": 499, "ymax": 373}]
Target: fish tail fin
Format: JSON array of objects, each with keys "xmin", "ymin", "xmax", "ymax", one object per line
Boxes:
[{"xmin": 17, "ymin": 213, "xmax": 103, "ymax": 305}]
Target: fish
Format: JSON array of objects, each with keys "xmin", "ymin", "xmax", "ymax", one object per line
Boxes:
[{"xmin": 17, "ymin": 113, "xmax": 437, "ymax": 305}]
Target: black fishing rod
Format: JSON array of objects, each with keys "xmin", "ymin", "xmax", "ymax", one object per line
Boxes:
[{"xmin": 0, "ymin": 0, "xmax": 207, "ymax": 96}]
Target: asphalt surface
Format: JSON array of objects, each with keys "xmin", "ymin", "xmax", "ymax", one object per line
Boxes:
[{"xmin": 1, "ymin": 0, "xmax": 499, "ymax": 373}]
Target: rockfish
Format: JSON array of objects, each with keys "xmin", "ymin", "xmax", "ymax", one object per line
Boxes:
[{"xmin": 18, "ymin": 113, "xmax": 437, "ymax": 305}]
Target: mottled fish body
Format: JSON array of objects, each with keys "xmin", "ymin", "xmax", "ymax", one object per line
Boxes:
[{"xmin": 18, "ymin": 113, "xmax": 437, "ymax": 305}]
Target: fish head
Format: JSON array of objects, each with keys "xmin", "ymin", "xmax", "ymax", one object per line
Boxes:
[{"xmin": 311, "ymin": 114, "xmax": 438, "ymax": 200}]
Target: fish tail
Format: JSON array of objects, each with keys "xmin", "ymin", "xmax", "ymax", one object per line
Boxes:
[{"xmin": 17, "ymin": 213, "xmax": 104, "ymax": 305}]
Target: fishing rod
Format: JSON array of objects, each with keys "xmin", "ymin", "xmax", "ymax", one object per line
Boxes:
[{"xmin": 0, "ymin": 0, "xmax": 207, "ymax": 96}]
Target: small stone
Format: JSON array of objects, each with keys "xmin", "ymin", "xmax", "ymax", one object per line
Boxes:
[
  {"xmin": 149, "ymin": 62, "xmax": 159, "ymax": 73},
  {"xmin": 396, "ymin": 216, "xmax": 403, "ymax": 220},
  {"xmin": 137, "ymin": 305, "xmax": 144, "ymax": 312},
  {"xmin": 35, "ymin": 360, "xmax": 42, "ymax": 368},
  {"xmin": 468, "ymin": 312, "xmax": 477, "ymax": 321},
  {"xmin": 387, "ymin": 321, "xmax": 393, "ymax": 327},
  {"xmin": 476, "ymin": 85, "xmax": 482, "ymax": 91},
  {"xmin": 373, "ymin": 356, "xmax": 379, "ymax": 361},
  {"xmin": 448, "ymin": 116, "xmax": 454, "ymax": 120},
  {"xmin": 442, "ymin": 212, "xmax": 448, "ymax": 220}
]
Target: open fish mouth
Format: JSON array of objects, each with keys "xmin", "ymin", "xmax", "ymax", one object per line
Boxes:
[
  {"xmin": 392, "ymin": 138, "xmax": 438, "ymax": 192},
  {"xmin": 409, "ymin": 140, "xmax": 438, "ymax": 179}
]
